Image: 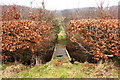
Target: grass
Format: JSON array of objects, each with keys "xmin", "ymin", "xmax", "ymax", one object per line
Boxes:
[
  {"xmin": 57, "ymin": 26, "xmax": 67, "ymax": 45},
  {"xmin": 6, "ymin": 61, "xmax": 117, "ymax": 78},
  {"xmin": 58, "ymin": 35, "xmax": 66, "ymax": 40},
  {"xmin": 0, "ymin": 64, "xmax": 9, "ymax": 70},
  {"xmin": 57, "ymin": 34, "xmax": 66, "ymax": 45},
  {"xmin": 13, "ymin": 61, "xmax": 89, "ymax": 78}
]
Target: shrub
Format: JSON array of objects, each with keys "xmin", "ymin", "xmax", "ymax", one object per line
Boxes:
[
  {"xmin": 2, "ymin": 20, "xmax": 55, "ymax": 65},
  {"xmin": 66, "ymin": 19, "xmax": 119, "ymax": 61}
]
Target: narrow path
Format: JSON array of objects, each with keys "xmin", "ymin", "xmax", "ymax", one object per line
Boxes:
[
  {"xmin": 52, "ymin": 26, "xmax": 71, "ymax": 62},
  {"xmin": 52, "ymin": 44, "xmax": 71, "ymax": 62}
]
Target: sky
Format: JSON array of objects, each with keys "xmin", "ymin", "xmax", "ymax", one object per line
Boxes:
[{"xmin": 0, "ymin": 0, "xmax": 119, "ymax": 10}]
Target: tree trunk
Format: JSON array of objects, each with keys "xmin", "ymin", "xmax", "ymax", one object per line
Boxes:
[{"xmin": 35, "ymin": 56, "xmax": 42, "ymax": 65}]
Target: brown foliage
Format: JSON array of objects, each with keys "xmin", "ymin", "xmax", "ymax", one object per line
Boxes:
[
  {"xmin": 66, "ymin": 19, "xmax": 120, "ymax": 61},
  {"xmin": 2, "ymin": 20, "xmax": 54, "ymax": 53}
]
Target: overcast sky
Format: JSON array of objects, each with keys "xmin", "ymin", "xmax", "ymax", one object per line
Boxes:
[{"xmin": 0, "ymin": 0, "xmax": 119, "ymax": 10}]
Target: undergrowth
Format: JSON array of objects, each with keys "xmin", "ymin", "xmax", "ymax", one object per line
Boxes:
[{"xmin": 0, "ymin": 61, "xmax": 117, "ymax": 78}]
